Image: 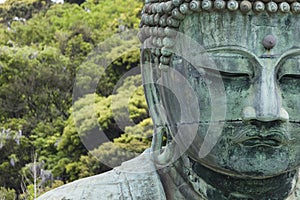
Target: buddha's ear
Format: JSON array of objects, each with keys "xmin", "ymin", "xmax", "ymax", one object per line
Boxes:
[
  {"xmin": 140, "ymin": 49, "xmax": 167, "ymax": 127},
  {"xmin": 141, "ymin": 49, "xmax": 172, "ymax": 161},
  {"xmin": 140, "ymin": 49, "xmax": 195, "ymax": 166}
]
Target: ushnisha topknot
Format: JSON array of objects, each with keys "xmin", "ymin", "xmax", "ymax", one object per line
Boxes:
[{"xmin": 138, "ymin": 0, "xmax": 300, "ymax": 70}]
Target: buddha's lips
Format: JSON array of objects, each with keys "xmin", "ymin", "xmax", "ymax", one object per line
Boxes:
[
  {"xmin": 232, "ymin": 131, "xmax": 291, "ymax": 148},
  {"xmin": 238, "ymin": 134, "xmax": 283, "ymax": 147}
]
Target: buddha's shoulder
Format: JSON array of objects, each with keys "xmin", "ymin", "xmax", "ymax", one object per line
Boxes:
[{"xmin": 37, "ymin": 151, "xmax": 166, "ymax": 200}]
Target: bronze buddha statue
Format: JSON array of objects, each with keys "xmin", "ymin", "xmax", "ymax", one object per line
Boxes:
[{"xmin": 38, "ymin": 0, "xmax": 300, "ymax": 199}]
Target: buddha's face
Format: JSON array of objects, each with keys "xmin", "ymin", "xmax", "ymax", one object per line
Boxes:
[{"xmin": 157, "ymin": 12, "xmax": 300, "ymax": 178}]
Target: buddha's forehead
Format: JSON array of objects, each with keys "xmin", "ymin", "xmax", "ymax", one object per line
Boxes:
[{"xmin": 180, "ymin": 12, "xmax": 300, "ymax": 55}]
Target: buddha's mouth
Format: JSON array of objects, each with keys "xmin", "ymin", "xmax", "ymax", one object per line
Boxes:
[
  {"xmin": 240, "ymin": 135, "xmax": 283, "ymax": 147},
  {"xmin": 233, "ymin": 133, "xmax": 287, "ymax": 148}
]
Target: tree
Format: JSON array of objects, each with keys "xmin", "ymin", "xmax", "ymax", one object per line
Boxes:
[
  {"xmin": 0, "ymin": 187, "xmax": 16, "ymax": 200},
  {"xmin": 0, "ymin": 128, "xmax": 32, "ymax": 195},
  {"xmin": 0, "ymin": 0, "xmax": 145, "ymax": 196}
]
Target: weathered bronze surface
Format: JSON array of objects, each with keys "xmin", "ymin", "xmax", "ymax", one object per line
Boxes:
[{"xmin": 38, "ymin": 0, "xmax": 300, "ymax": 199}]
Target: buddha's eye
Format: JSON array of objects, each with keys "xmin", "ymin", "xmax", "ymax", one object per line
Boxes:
[
  {"xmin": 198, "ymin": 67, "xmax": 251, "ymax": 90},
  {"xmin": 203, "ymin": 68, "xmax": 251, "ymax": 80},
  {"xmin": 280, "ymin": 74, "xmax": 300, "ymax": 79},
  {"xmin": 278, "ymin": 73, "xmax": 300, "ymax": 93},
  {"xmin": 218, "ymin": 71, "xmax": 251, "ymax": 78},
  {"xmin": 195, "ymin": 53, "xmax": 254, "ymax": 79},
  {"xmin": 277, "ymin": 57, "xmax": 300, "ymax": 80}
]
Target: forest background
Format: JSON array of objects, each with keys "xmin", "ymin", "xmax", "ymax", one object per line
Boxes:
[{"xmin": 0, "ymin": 0, "xmax": 151, "ymax": 199}]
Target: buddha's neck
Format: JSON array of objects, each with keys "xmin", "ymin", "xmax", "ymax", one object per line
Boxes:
[{"xmin": 189, "ymin": 159, "xmax": 299, "ymax": 199}]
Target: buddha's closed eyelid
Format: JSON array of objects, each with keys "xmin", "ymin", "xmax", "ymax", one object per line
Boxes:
[
  {"xmin": 277, "ymin": 58, "xmax": 300, "ymax": 79},
  {"xmin": 275, "ymin": 49, "xmax": 300, "ymax": 79},
  {"xmin": 196, "ymin": 46, "xmax": 258, "ymax": 75},
  {"xmin": 192, "ymin": 53, "xmax": 255, "ymax": 78}
]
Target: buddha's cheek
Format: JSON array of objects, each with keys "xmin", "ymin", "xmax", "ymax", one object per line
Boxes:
[{"xmin": 280, "ymin": 78, "xmax": 300, "ymax": 122}]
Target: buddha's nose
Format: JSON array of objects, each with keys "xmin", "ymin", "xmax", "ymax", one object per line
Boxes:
[{"xmin": 242, "ymin": 67, "xmax": 289, "ymax": 122}]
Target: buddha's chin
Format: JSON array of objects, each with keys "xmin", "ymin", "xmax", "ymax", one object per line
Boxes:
[{"xmin": 190, "ymin": 144, "xmax": 295, "ymax": 179}]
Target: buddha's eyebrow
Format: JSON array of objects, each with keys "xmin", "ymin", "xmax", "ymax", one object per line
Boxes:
[
  {"xmin": 202, "ymin": 46, "xmax": 300, "ymax": 68},
  {"xmin": 185, "ymin": 45, "xmax": 261, "ymax": 70},
  {"xmin": 202, "ymin": 45, "xmax": 260, "ymax": 62},
  {"xmin": 275, "ymin": 48, "xmax": 300, "ymax": 67}
]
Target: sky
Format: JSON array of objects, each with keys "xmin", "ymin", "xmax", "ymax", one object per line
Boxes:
[
  {"xmin": 52, "ymin": 0, "xmax": 64, "ymax": 3},
  {"xmin": 0, "ymin": 0, "xmax": 5, "ymax": 4}
]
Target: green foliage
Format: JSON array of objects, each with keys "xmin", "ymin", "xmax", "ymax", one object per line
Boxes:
[
  {"xmin": 0, "ymin": 119, "xmax": 32, "ymax": 194},
  {"xmin": 0, "ymin": 187, "xmax": 16, "ymax": 200},
  {"xmin": 0, "ymin": 0, "xmax": 148, "ymax": 197},
  {"xmin": 111, "ymin": 74, "xmax": 148, "ymax": 127},
  {"xmin": 74, "ymin": 30, "xmax": 140, "ymax": 97},
  {"xmin": 21, "ymin": 184, "xmax": 35, "ymax": 200},
  {"xmin": 19, "ymin": 180, "xmax": 64, "ymax": 199},
  {"xmin": 56, "ymin": 73, "xmax": 150, "ymax": 181},
  {"xmin": 0, "ymin": 46, "xmax": 71, "ymax": 122},
  {"xmin": 0, "ymin": 0, "xmax": 51, "ymax": 23},
  {"xmin": 39, "ymin": 180, "xmax": 64, "ymax": 196},
  {"xmin": 30, "ymin": 117, "xmax": 65, "ymax": 170},
  {"xmin": 114, "ymin": 118, "xmax": 153, "ymax": 153},
  {"xmin": 74, "ymin": 118, "xmax": 153, "ymax": 179},
  {"xmin": 85, "ymin": 142, "xmax": 137, "ymax": 170},
  {"xmin": 76, "ymin": 153, "xmax": 110, "ymax": 178},
  {"xmin": 53, "ymin": 116, "xmax": 88, "ymax": 181}
]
